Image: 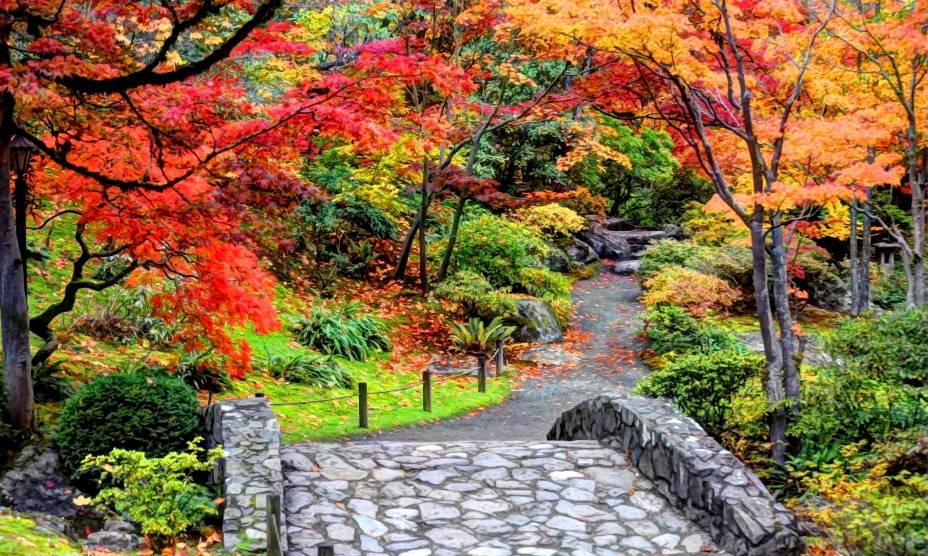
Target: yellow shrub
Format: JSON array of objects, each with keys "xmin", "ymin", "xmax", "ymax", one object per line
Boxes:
[
  {"xmin": 642, "ymin": 266, "xmax": 739, "ymax": 317},
  {"xmin": 512, "ymin": 203, "xmax": 585, "ymax": 241}
]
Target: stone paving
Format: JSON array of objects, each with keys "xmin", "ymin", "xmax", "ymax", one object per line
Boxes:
[{"xmin": 282, "ymin": 440, "xmax": 727, "ymax": 556}]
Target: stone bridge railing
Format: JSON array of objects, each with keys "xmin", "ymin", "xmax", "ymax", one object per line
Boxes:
[
  {"xmin": 548, "ymin": 392, "xmax": 805, "ymax": 556},
  {"xmin": 205, "ymin": 397, "xmax": 286, "ymax": 553}
]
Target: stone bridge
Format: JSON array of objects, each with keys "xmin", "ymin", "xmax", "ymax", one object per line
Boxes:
[{"xmin": 207, "ymin": 393, "xmax": 804, "ymax": 556}]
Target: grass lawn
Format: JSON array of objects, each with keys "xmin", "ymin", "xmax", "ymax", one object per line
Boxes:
[
  {"xmin": 25, "ymin": 216, "xmax": 513, "ymax": 443},
  {"xmin": 230, "ymin": 326, "xmax": 511, "ymax": 442}
]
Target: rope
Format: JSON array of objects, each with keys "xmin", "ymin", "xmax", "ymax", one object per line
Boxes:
[{"xmin": 269, "ymin": 365, "xmax": 484, "ymax": 407}]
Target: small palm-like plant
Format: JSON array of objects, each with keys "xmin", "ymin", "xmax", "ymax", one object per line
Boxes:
[{"xmin": 449, "ymin": 317, "xmax": 516, "ymax": 357}]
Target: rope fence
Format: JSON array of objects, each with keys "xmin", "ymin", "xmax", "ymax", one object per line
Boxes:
[{"xmin": 261, "ymin": 341, "xmax": 508, "ymax": 429}]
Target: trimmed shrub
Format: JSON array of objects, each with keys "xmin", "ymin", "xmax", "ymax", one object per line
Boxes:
[
  {"xmin": 259, "ymin": 352, "xmax": 353, "ymax": 389},
  {"xmin": 643, "ymin": 304, "xmax": 742, "ymax": 356},
  {"xmin": 56, "ymin": 373, "xmax": 201, "ymax": 480},
  {"xmin": 637, "ymin": 349, "xmax": 764, "ymax": 436},
  {"xmin": 636, "ymin": 239, "xmax": 706, "ymax": 282},
  {"xmin": 511, "ymin": 203, "xmax": 585, "ymax": 242},
  {"xmin": 291, "ymin": 302, "xmax": 391, "ymax": 361},
  {"xmin": 432, "ymin": 270, "xmax": 518, "ymax": 319},
  {"xmin": 642, "ymin": 266, "xmax": 739, "ymax": 317}
]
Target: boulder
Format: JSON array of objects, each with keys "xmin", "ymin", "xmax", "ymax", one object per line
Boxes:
[
  {"xmin": 543, "ymin": 246, "xmax": 571, "ymax": 272},
  {"xmin": 84, "ymin": 528, "xmax": 145, "ymax": 553},
  {"xmin": 577, "ymin": 226, "xmax": 632, "ymax": 260},
  {"xmin": 513, "ymin": 298, "xmax": 564, "ymax": 344},
  {"xmin": 564, "ymin": 238, "xmax": 598, "ymax": 266},
  {"xmin": 611, "ymin": 260, "xmax": 640, "ymax": 276},
  {"xmin": 603, "ymin": 217, "xmax": 636, "ymax": 231}
]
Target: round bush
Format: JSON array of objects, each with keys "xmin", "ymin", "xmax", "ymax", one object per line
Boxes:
[{"xmin": 56, "ymin": 373, "xmax": 201, "ymax": 479}]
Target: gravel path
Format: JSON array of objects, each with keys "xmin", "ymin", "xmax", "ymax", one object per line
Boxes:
[{"xmin": 361, "ymin": 272, "xmax": 648, "ymax": 442}]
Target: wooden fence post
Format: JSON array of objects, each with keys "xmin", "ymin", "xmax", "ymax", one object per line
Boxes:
[
  {"xmin": 422, "ymin": 370, "xmax": 432, "ymax": 412},
  {"xmin": 478, "ymin": 356, "xmax": 487, "ymax": 393},
  {"xmin": 266, "ymin": 493, "xmax": 282, "ymax": 556},
  {"xmin": 359, "ymin": 382, "xmax": 369, "ymax": 428},
  {"xmin": 495, "ymin": 339, "xmax": 505, "ymax": 377}
]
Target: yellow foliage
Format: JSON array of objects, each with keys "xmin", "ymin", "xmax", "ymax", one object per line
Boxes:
[
  {"xmin": 642, "ymin": 266, "xmax": 739, "ymax": 317},
  {"xmin": 511, "ymin": 203, "xmax": 585, "ymax": 241}
]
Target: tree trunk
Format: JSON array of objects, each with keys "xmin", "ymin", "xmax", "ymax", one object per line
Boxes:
[
  {"xmin": 859, "ymin": 186, "xmax": 872, "ymax": 311},
  {"xmin": 436, "ymin": 195, "xmax": 466, "ymax": 282},
  {"xmin": 749, "ymin": 206, "xmax": 787, "ymax": 462},
  {"xmin": 393, "ymin": 213, "xmax": 420, "ymax": 280},
  {"xmin": 14, "ymin": 174, "xmax": 26, "ymax": 296},
  {"xmin": 849, "ymin": 198, "xmax": 859, "ymax": 315},
  {"xmin": 768, "ymin": 212, "xmax": 799, "ymax": 417},
  {"xmin": 417, "ymin": 160, "xmax": 430, "ymax": 291},
  {"xmin": 0, "ymin": 136, "xmax": 33, "ymax": 434}
]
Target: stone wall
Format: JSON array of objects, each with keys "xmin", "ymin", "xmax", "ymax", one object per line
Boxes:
[
  {"xmin": 205, "ymin": 397, "xmax": 286, "ymax": 553},
  {"xmin": 547, "ymin": 393, "xmax": 804, "ymax": 556}
]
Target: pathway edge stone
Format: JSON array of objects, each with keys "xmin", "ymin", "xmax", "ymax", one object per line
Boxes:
[{"xmin": 547, "ymin": 392, "xmax": 805, "ymax": 556}]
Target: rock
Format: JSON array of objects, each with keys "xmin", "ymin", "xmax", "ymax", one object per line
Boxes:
[
  {"xmin": 102, "ymin": 520, "xmax": 136, "ymax": 534},
  {"xmin": 425, "ymin": 527, "xmax": 479, "ymax": 549},
  {"xmin": 512, "ymin": 298, "xmax": 563, "ymax": 344},
  {"xmin": 577, "ymin": 226, "xmax": 632, "ymax": 260},
  {"xmin": 84, "ymin": 529, "xmax": 145, "ymax": 552},
  {"xmin": 545, "ymin": 515, "xmax": 586, "ymax": 532},
  {"xmin": 603, "ymin": 217, "xmax": 636, "ymax": 231},
  {"xmin": 610, "ymin": 260, "xmax": 640, "ymax": 276},
  {"xmin": 564, "ymin": 238, "xmax": 599, "ymax": 265},
  {"xmin": 543, "ymin": 246, "xmax": 571, "ymax": 272},
  {"xmin": 0, "ymin": 444, "xmax": 95, "ymax": 521}
]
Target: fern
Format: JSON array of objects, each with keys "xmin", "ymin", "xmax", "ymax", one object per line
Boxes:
[
  {"xmin": 258, "ymin": 351, "xmax": 353, "ymax": 388},
  {"xmin": 449, "ymin": 316, "xmax": 516, "ymax": 356},
  {"xmin": 290, "ymin": 302, "xmax": 391, "ymax": 361}
]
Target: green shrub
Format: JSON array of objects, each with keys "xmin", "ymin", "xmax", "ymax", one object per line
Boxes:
[
  {"xmin": 79, "ymin": 439, "xmax": 222, "ymax": 549},
  {"xmin": 637, "ymin": 349, "xmax": 764, "ymax": 435},
  {"xmin": 291, "ymin": 302, "xmax": 391, "ymax": 361},
  {"xmin": 685, "ymin": 245, "xmax": 754, "ymax": 289},
  {"xmin": 337, "ymin": 197, "xmax": 397, "ymax": 239},
  {"xmin": 636, "ymin": 239, "xmax": 706, "ymax": 282},
  {"xmin": 258, "ymin": 352, "xmax": 352, "ymax": 388},
  {"xmin": 517, "ymin": 267, "xmax": 572, "ymax": 300},
  {"xmin": 643, "ymin": 304, "xmax": 743, "ymax": 356},
  {"xmin": 872, "ymin": 265, "xmax": 908, "ymax": 309},
  {"xmin": 442, "ymin": 214, "xmax": 549, "ymax": 288},
  {"xmin": 56, "ymin": 373, "xmax": 201, "ymax": 480},
  {"xmin": 826, "ymin": 309, "xmax": 928, "ymax": 386},
  {"xmin": 432, "ymin": 270, "xmax": 518, "ymax": 319}
]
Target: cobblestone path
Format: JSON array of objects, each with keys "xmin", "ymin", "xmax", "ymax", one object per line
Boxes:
[{"xmin": 282, "ymin": 440, "xmax": 725, "ymax": 556}]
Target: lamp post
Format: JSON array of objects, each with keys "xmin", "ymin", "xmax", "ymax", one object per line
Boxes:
[{"xmin": 10, "ymin": 135, "xmax": 34, "ymax": 294}]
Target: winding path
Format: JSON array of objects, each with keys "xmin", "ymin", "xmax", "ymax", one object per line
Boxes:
[
  {"xmin": 359, "ymin": 272, "xmax": 648, "ymax": 442},
  {"xmin": 280, "ymin": 273, "xmax": 731, "ymax": 555}
]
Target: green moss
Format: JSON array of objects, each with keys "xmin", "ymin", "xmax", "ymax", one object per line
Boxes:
[{"xmin": 0, "ymin": 510, "xmax": 80, "ymax": 556}]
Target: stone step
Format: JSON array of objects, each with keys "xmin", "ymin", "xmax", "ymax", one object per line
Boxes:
[{"xmin": 281, "ymin": 440, "xmax": 725, "ymax": 556}]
